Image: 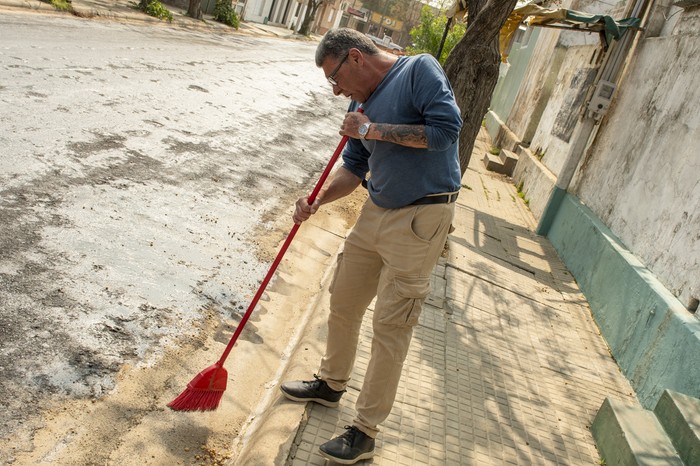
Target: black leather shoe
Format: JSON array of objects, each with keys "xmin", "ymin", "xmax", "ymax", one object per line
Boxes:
[
  {"xmin": 319, "ymin": 426, "xmax": 375, "ymax": 464},
  {"xmin": 279, "ymin": 374, "xmax": 345, "ymax": 408}
]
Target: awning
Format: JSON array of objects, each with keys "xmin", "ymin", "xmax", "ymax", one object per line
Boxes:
[
  {"xmin": 512, "ymin": 4, "xmax": 641, "ymax": 44},
  {"xmin": 447, "ymin": 1, "xmax": 641, "ymax": 62}
]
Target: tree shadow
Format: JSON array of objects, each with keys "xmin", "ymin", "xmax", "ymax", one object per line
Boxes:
[{"xmin": 405, "ymin": 198, "xmax": 638, "ymax": 464}]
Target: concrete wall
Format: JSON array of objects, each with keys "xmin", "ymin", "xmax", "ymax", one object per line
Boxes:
[
  {"xmin": 512, "ymin": 148, "xmax": 556, "ymax": 221},
  {"xmin": 491, "ymin": 0, "xmax": 700, "ymax": 408},
  {"xmin": 485, "ymin": 27, "xmax": 542, "ymax": 151},
  {"xmin": 571, "ymin": 8, "xmax": 700, "ymax": 311},
  {"xmin": 504, "ymin": 28, "xmax": 566, "ymax": 149},
  {"xmin": 501, "ymin": 0, "xmax": 699, "ymax": 308},
  {"xmin": 528, "ymin": 44, "xmax": 598, "ymax": 175},
  {"xmin": 546, "ymin": 194, "xmax": 700, "ymax": 409}
]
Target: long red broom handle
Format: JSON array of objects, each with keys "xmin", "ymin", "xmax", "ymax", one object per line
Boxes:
[{"xmin": 215, "ymin": 108, "xmax": 363, "ymax": 366}]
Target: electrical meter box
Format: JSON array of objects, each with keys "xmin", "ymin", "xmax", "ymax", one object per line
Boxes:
[{"xmin": 588, "ymin": 80, "xmax": 616, "ymax": 118}]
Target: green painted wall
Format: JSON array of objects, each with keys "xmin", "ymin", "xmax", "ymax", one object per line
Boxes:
[
  {"xmin": 546, "ymin": 194, "xmax": 700, "ymax": 409},
  {"xmin": 485, "ymin": 28, "xmax": 541, "ymax": 139}
]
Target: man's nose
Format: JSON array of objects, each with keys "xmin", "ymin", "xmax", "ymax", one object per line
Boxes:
[{"xmin": 332, "ymin": 84, "xmax": 343, "ymax": 96}]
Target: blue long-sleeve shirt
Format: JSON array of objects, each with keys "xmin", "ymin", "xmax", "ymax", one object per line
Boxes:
[{"xmin": 342, "ymin": 54, "xmax": 463, "ymax": 209}]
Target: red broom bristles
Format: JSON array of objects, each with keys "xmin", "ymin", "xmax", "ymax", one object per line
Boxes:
[
  {"xmin": 168, "ymin": 388, "xmax": 224, "ymax": 412},
  {"xmin": 168, "ymin": 363, "xmax": 228, "ymax": 411}
]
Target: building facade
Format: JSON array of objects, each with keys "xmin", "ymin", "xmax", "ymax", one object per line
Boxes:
[{"xmin": 486, "ymin": 0, "xmax": 700, "ymax": 409}]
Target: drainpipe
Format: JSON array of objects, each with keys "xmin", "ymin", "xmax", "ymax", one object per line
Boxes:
[{"xmin": 536, "ymin": 0, "xmax": 650, "ymax": 235}]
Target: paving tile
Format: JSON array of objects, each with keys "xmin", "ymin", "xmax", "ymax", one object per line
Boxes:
[
  {"xmin": 285, "ymin": 137, "xmax": 638, "ymax": 465},
  {"xmin": 419, "ymin": 302, "xmax": 446, "ymax": 333}
]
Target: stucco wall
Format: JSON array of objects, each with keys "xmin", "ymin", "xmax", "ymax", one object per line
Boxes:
[
  {"xmin": 493, "ymin": 0, "xmax": 698, "ymax": 307},
  {"xmin": 547, "ymin": 193, "xmax": 700, "ymax": 408},
  {"xmin": 515, "ymin": 0, "xmax": 623, "ymax": 167},
  {"xmin": 512, "ymin": 148, "xmax": 556, "ymax": 221},
  {"xmin": 505, "ymin": 28, "xmax": 564, "ymax": 147},
  {"xmin": 487, "ymin": 27, "xmax": 543, "ymax": 145},
  {"xmin": 496, "ymin": 0, "xmax": 629, "ymax": 149},
  {"xmin": 489, "ymin": 0, "xmax": 700, "ymax": 410},
  {"xmin": 571, "ymin": 27, "xmax": 700, "ymax": 308},
  {"xmin": 528, "ymin": 44, "xmax": 598, "ymax": 176}
]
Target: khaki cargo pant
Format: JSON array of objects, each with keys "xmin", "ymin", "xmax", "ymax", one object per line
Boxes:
[{"xmin": 319, "ymin": 198, "xmax": 455, "ymax": 438}]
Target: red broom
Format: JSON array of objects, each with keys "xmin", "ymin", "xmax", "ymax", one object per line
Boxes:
[{"xmin": 168, "ymin": 109, "xmax": 362, "ymax": 411}]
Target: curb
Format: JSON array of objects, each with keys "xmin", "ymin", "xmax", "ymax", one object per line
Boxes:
[{"xmin": 230, "ymin": 231, "xmax": 346, "ymax": 465}]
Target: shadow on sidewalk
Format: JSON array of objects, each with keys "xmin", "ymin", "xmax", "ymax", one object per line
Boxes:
[{"xmin": 277, "ymin": 132, "xmax": 636, "ymax": 465}]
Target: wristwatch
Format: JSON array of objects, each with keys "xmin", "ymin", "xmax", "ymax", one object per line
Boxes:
[{"xmin": 358, "ymin": 122, "xmax": 372, "ymax": 140}]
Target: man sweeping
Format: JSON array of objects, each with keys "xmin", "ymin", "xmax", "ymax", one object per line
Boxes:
[{"xmin": 280, "ymin": 27, "xmax": 462, "ymax": 464}]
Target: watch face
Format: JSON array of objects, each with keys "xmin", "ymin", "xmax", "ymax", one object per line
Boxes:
[{"xmin": 359, "ymin": 123, "xmax": 369, "ymax": 136}]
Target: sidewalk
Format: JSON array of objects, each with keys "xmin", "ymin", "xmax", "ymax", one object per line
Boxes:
[
  {"xmin": 0, "ymin": 0, "xmax": 303, "ymax": 39},
  {"xmin": 239, "ymin": 128, "xmax": 638, "ymax": 465}
]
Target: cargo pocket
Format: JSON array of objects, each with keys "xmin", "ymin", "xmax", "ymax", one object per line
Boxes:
[
  {"xmin": 328, "ymin": 252, "xmax": 343, "ymax": 294},
  {"xmin": 378, "ymin": 276, "xmax": 432, "ymax": 327}
]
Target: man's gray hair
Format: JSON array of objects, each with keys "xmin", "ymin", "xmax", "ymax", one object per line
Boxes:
[{"xmin": 315, "ymin": 28, "xmax": 380, "ymax": 67}]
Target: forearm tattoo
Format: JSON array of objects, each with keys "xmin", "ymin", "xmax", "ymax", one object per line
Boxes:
[{"xmin": 374, "ymin": 123, "xmax": 428, "ymax": 148}]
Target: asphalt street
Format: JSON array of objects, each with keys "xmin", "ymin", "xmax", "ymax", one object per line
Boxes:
[{"xmin": 0, "ymin": 12, "xmax": 354, "ymax": 464}]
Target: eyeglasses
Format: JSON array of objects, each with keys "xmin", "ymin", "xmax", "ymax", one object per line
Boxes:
[{"xmin": 327, "ymin": 52, "xmax": 349, "ymax": 86}]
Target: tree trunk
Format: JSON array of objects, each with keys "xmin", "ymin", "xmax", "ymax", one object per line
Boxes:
[
  {"xmin": 299, "ymin": 0, "xmax": 321, "ymax": 36},
  {"xmin": 187, "ymin": 0, "xmax": 202, "ymax": 19},
  {"xmin": 444, "ymin": 0, "xmax": 518, "ymax": 176}
]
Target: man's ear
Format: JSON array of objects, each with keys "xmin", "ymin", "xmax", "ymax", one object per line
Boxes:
[{"xmin": 348, "ymin": 48, "xmax": 363, "ymax": 66}]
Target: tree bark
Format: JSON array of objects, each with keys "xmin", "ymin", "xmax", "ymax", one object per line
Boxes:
[
  {"xmin": 444, "ymin": 0, "xmax": 518, "ymax": 176},
  {"xmin": 299, "ymin": 0, "xmax": 322, "ymax": 36},
  {"xmin": 187, "ymin": 0, "xmax": 202, "ymax": 19}
]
